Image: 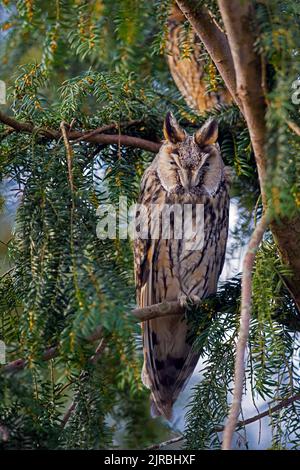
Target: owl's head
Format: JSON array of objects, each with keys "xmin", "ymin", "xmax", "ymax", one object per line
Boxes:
[
  {"xmin": 158, "ymin": 112, "xmax": 221, "ymax": 194},
  {"xmin": 163, "ymin": 111, "xmax": 219, "ymax": 170}
]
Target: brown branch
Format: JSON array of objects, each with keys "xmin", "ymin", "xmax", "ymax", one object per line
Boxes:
[
  {"xmin": 0, "ymin": 110, "xmax": 34, "ymax": 133},
  {"xmin": 0, "ymin": 424, "xmax": 10, "ymax": 442},
  {"xmin": 287, "ymin": 120, "xmax": 300, "ymax": 137},
  {"xmin": 3, "ymin": 345, "xmax": 58, "ymax": 373},
  {"xmin": 61, "ymin": 401, "xmax": 76, "ymax": 429},
  {"xmin": 222, "ymin": 214, "xmax": 268, "ymax": 450},
  {"xmin": 61, "ymin": 340, "xmax": 107, "ymax": 428},
  {"xmin": 72, "ymin": 119, "xmax": 143, "ymax": 143},
  {"xmin": 217, "ymin": 0, "xmax": 267, "ymax": 200},
  {"xmin": 176, "ymin": 0, "xmax": 241, "ymax": 109},
  {"xmin": 60, "ymin": 121, "xmax": 75, "ymax": 194},
  {"xmin": 146, "ymin": 435, "xmax": 184, "ymax": 450},
  {"xmin": 176, "ymin": 0, "xmax": 300, "ymax": 311},
  {"xmin": 89, "ymin": 337, "xmax": 106, "ymax": 365},
  {"xmin": 2, "ymin": 302, "xmax": 186, "ymax": 373},
  {"xmin": 166, "ymin": 5, "xmax": 232, "ymax": 112},
  {"xmin": 85, "ymin": 325, "xmax": 103, "ymax": 343},
  {"xmin": 132, "ymin": 300, "xmax": 184, "ymax": 321},
  {"xmin": 3, "ymin": 297, "xmax": 299, "ymax": 373},
  {"xmin": 2, "ymin": 329, "xmax": 102, "ymax": 373},
  {"xmin": 78, "ymin": 133, "xmax": 161, "ymax": 153},
  {"xmin": 0, "ymin": 111, "xmax": 161, "ymax": 153},
  {"xmin": 148, "ymin": 391, "xmax": 300, "ymax": 450}
]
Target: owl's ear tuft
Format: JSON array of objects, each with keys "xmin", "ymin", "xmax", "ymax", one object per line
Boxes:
[
  {"xmin": 163, "ymin": 111, "xmax": 186, "ymax": 143},
  {"xmin": 195, "ymin": 118, "xmax": 218, "ymax": 146}
]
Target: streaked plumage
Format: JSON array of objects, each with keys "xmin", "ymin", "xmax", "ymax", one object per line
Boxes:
[{"xmin": 134, "ymin": 112, "xmax": 231, "ymax": 419}]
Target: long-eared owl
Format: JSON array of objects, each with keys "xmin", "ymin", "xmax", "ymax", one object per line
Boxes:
[{"xmin": 134, "ymin": 112, "xmax": 230, "ymax": 419}]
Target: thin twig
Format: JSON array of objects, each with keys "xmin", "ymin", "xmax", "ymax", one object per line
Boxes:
[
  {"xmin": 61, "ymin": 401, "xmax": 76, "ymax": 429},
  {"xmin": 0, "ymin": 266, "xmax": 15, "ymax": 280},
  {"xmin": 61, "ymin": 342, "xmax": 107, "ymax": 428},
  {"xmin": 2, "ymin": 330, "xmax": 102, "ymax": 373},
  {"xmin": 0, "ymin": 424, "xmax": 9, "ymax": 442},
  {"xmin": 60, "ymin": 121, "xmax": 74, "ymax": 194},
  {"xmin": 89, "ymin": 338, "xmax": 106, "ymax": 365},
  {"xmin": 72, "ymin": 119, "xmax": 143, "ymax": 143},
  {"xmin": 1, "ymin": 300, "xmax": 194, "ymax": 373},
  {"xmin": 222, "ymin": 214, "xmax": 268, "ymax": 450},
  {"xmin": 287, "ymin": 121, "xmax": 300, "ymax": 137},
  {"xmin": 149, "ymin": 390, "xmax": 300, "ymax": 450},
  {"xmin": 146, "ymin": 435, "xmax": 184, "ymax": 450}
]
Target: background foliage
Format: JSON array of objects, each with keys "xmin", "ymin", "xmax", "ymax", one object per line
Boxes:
[{"xmin": 0, "ymin": 0, "xmax": 300, "ymax": 449}]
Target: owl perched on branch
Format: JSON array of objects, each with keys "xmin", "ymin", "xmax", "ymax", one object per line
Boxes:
[{"xmin": 134, "ymin": 112, "xmax": 230, "ymax": 420}]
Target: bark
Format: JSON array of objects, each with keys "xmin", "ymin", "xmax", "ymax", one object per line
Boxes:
[
  {"xmin": 222, "ymin": 215, "xmax": 268, "ymax": 450},
  {"xmin": 177, "ymin": 0, "xmax": 300, "ymax": 312},
  {"xmin": 166, "ymin": 5, "xmax": 231, "ymax": 112},
  {"xmin": 0, "ymin": 111, "xmax": 161, "ymax": 153},
  {"xmin": 218, "ymin": 0, "xmax": 267, "ymax": 198},
  {"xmin": 271, "ymin": 218, "xmax": 300, "ymax": 308},
  {"xmin": 176, "ymin": 0, "xmax": 241, "ymax": 109},
  {"xmin": 217, "ymin": 0, "xmax": 300, "ymax": 310},
  {"xmin": 132, "ymin": 300, "xmax": 184, "ymax": 321}
]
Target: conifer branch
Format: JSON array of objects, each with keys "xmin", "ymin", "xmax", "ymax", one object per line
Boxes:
[
  {"xmin": 148, "ymin": 390, "xmax": 300, "ymax": 449},
  {"xmin": 2, "ymin": 329, "xmax": 103, "ymax": 373},
  {"xmin": 222, "ymin": 214, "xmax": 269, "ymax": 450},
  {"xmin": 2, "ymin": 302, "xmax": 187, "ymax": 374},
  {"xmin": 2, "ymin": 304, "xmax": 185, "ymax": 373},
  {"xmin": 61, "ymin": 341, "xmax": 107, "ymax": 429},
  {"xmin": 4, "ymin": 289, "xmax": 299, "ymax": 375},
  {"xmin": 0, "ymin": 111, "xmax": 161, "ymax": 153}
]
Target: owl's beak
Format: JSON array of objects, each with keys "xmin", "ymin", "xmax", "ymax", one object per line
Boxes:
[{"xmin": 179, "ymin": 168, "xmax": 200, "ymax": 191}]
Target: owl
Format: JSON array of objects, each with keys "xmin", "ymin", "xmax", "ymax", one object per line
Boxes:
[{"xmin": 134, "ymin": 112, "xmax": 230, "ymax": 420}]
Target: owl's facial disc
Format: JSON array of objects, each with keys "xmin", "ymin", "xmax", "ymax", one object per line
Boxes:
[
  {"xmin": 170, "ymin": 139, "xmax": 210, "ymax": 191},
  {"xmin": 162, "ymin": 112, "xmax": 219, "ymax": 192}
]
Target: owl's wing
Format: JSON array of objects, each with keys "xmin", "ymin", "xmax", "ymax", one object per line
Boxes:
[
  {"xmin": 134, "ymin": 167, "xmax": 157, "ymax": 307},
  {"xmin": 206, "ymin": 180, "xmax": 231, "ymax": 295},
  {"xmin": 134, "ymin": 167, "xmax": 198, "ymax": 419}
]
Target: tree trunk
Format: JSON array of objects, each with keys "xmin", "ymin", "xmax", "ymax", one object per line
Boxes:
[{"xmin": 175, "ymin": 0, "xmax": 300, "ymax": 312}]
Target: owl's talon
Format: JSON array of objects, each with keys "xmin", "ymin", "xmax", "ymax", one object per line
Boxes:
[
  {"xmin": 190, "ymin": 294, "xmax": 201, "ymax": 305},
  {"xmin": 178, "ymin": 294, "xmax": 201, "ymax": 308},
  {"xmin": 178, "ymin": 294, "xmax": 188, "ymax": 308}
]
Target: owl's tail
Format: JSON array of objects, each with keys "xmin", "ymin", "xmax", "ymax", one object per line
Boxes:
[{"xmin": 142, "ymin": 314, "xmax": 199, "ymax": 420}]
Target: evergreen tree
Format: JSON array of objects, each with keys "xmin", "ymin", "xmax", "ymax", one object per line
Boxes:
[{"xmin": 0, "ymin": 0, "xmax": 300, "ymax": 450}]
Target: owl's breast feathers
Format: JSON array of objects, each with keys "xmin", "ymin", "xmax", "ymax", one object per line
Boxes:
[{"xmin": 134, "ymin": 145, "xmax": 230, "ymax": 420}]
